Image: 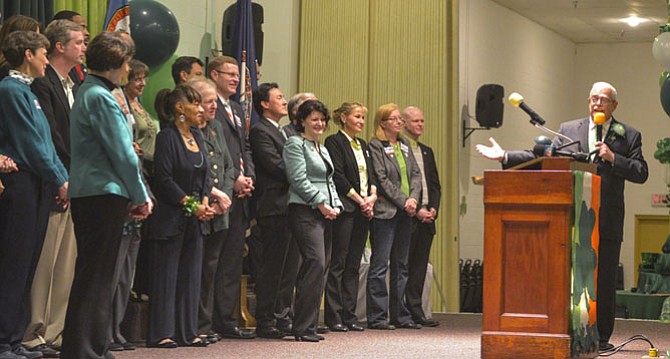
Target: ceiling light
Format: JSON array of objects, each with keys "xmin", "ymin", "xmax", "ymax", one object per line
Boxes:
[{"xmin": 620, "ymin": 16, "xmax": 648, "ymax": 27}]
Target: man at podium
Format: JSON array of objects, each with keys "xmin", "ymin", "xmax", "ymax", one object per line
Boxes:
[{"xmin": 476, "ymin": 81, "xmax": 648, "ymax": 351}]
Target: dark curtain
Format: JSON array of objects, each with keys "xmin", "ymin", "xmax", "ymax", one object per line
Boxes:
[{"xmin": 1, "ymin": 0, "xmax": 54, "ymax": 28}]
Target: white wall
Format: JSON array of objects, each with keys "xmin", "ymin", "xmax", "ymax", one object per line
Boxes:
[
  {"xmin": 459, "ymin": 0, "xmax": 576, "ymax": 259},
  {"xmin": 460, "ymin": 0, "xmax": 670, "ymax": 289},
  {"xmin": 154, "ymin": 0, "xmax": 299, "ymax": 95}
]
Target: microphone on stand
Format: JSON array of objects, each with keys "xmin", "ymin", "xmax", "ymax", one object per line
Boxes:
[{"xmin": 508, "ymin": 92, "xmax": 546, "ymax": 126}]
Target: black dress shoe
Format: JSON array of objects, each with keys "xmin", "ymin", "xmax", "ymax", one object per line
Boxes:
[
  {"xmin": 316, "ymin": 334, "xmax": 325, "ymax": 341},
  {"xmin": 13, "ymin": 346, "xmax": 43, "ymax": 359},
  {"xmin": 222, "ymin": 327, "xmax": 256, "ymax": 339},
  {"xmin": 395, "ymin": 321, "xmax": 422, "ymax": 329},
  {"xmin": 294, "ymin": 335, "xmax": 320, "ymax": 343},
  {"xmin": 328, "ymin": 324, "xmax": 348, "ymax": 332},
  {"xmin": 368, "ymin": 322, "xmax": 396, "ymax": 330},
  {"xmin": 257, "ymin": 327, "xmax": 286, "ymax": 339},
  {"xmin": 29, "ymin": 344, "xmax": 59, "ymax": 358},
  {"xmin": 108, "ymin": 343, "xmax": 124, "ymax": 352},
  {"xmin": 347, "ymin": 323, "xmax": 365, "ymax": 332},
  {"xmin": 277, "ymin": 323, "xmax": 292, "ymax": 333},
  {"xmin": 415, "ymin": 317, "xmax": 440, "ymax": 327},
  {"xmin": 316, "ymin": 326, "xmax": 329, "ymax": 334},
  {"xmin": 148, "ymin": 339, "xmax": 178, "ymax": 349},
  {"xmin": 122, "ymin": 342, "xmax": 136, "ymax": 351},
  {"xmin": 599, "ymin": 342, "xmax": 615, "ymax": 352}
]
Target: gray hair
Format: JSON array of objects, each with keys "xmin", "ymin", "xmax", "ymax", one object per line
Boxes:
[
  {"xmin": 287, "ymin": 92, "xmax": 317, "ymax": 121},
  {"xmin": 589, "ymin": 81, "xmax": 617, "ymax": 102}
]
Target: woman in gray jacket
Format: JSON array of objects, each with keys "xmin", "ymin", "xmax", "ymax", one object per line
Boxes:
[
  {"xmin": 283, "ymin": 100, "xmax": 342, "ymax": 342},
  {"xmin": 366, "ymin": 103, "xmax": 421, "ymax": 330}
]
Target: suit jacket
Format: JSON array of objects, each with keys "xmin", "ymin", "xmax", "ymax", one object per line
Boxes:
[
  {"xmin": 368, "ymin": 137, "xmax": 422, "ymax": 219},
  {"xmin": 69, "ymin": 75, "xmax": 146, "ymax": 204},
  {"xmin": 215, "ymin": 97, "xmax": 255, "ymax": 181},
  {"xmin": 507, "ymin": 117, "xmax": 648, "ymax": 241},
  {"xmin": 416, "ymin": 141, "xmax": 442, "ymax": 233},
  {"xmin": 249, "ymin": 118, "xmax": 289, "ymax": 217},
  {"xmin": 150, "ymin": 124, "xmax": 212, "ymax": 239},
  {"xmin": 283, "ymin": 135, "xmax": 342, "ymax": 209},
  {"xmin": 31, "ymin": 66, "xmax": 79, "ymax": 212},
  {"xmin": 31, "ymin": 65, "xmax": 78, "ymax": 171},
  {"xmin": 324, "ymin": 131, "xmax": 375, "ymax": 213},
  {"xmin": 201, "ymin": 119, "xmax": 235, "ymax": 232}
]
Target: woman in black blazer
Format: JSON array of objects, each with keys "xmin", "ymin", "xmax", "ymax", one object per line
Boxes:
[
  {"xmin": 146, "ymin": 85, "xmax": 215, "ymax": 348},
  {"xmin": 323, "ymin": 102, "xmax": 377, "ymax": 332}
]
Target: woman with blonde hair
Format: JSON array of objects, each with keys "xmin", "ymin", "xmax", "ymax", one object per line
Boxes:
[
  {"xmin": 323, "ymin": 102, "xmax": 376, "ymax": 332},
  {"xmin": 366, "ymin": 103, "xmax": 421, "ymax": 330}
]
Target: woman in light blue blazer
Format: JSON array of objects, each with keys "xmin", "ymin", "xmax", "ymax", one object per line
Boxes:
[{"xmin": 283, "ymin": 100, "xmax": 342, "ymax": 342}]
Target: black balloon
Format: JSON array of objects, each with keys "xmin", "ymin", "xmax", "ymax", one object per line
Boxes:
[
  {"xmin": 130, "ymin": 0, "xmax": 180, "ymax": 68},
  {"xmin": 662, "ymin": 76, "xmax": 670, "ymax": 117}
]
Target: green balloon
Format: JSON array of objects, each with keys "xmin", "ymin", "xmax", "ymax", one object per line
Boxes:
[
  {"xmin": 140, "ymin": 54, "xmax": 180, "ymax": 124},
  {"xmin": 661, "ymin": 70, "xmax": 670, "ymax": 87}
]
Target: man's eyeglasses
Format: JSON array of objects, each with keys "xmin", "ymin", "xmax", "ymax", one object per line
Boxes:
[
  {"xmin": 214, "ymin": 70, "xmax": 240, "ymax": 79},
  {"xmin": 589, "ymin": 95, "xmax": 613, "ymax": 104}
]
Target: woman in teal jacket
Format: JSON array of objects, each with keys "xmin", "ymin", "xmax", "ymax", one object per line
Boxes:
[
  {"xmin": 61, "ymin": 32, "xmax": 151, "ymax": 359},
  {"xmin": 283, "ymin": 100, "xmax": 342, "ymax": 342}
]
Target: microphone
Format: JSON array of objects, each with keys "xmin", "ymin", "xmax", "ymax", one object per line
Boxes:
[
  {"xmin": 533, "ymin": 144, "xmax": 590, "ymax": 162},
  {"xmin": 594, "ymin": 112, "xmax": 605, "ymax": 142},
  {"xmin": 508, "ymin": 92, "xmax": 546, "ymax": 126}
]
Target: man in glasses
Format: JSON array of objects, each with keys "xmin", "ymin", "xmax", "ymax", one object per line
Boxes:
[{"xmin": 476, "ymin": 81, "xmax": 648, "ymax": 352}]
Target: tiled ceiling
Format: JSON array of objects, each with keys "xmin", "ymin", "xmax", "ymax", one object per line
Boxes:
[{"xmin": 490, "ymin": 0, "xmax": 669, "ymax": 43}]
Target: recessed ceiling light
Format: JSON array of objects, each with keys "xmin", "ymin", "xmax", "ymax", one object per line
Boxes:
[{"xmin": 620, "ymin": 16, "xmax": 648, "ymax": 27}]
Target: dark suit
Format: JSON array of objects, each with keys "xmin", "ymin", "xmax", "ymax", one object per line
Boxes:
[
  {"xmin": 507, "ymin": 116, "xmax": 648, "ymax": 344},
  {"xmin": 405, "ymin": 142, "xmax": 441, "ymax": 321},
  {"xmin": 323, "ymin": 131, "xmax": 374, "ymax": 327},
  {"xmin": 249, "ymin": 118, "xmax": 299, "ymax": 330},
  {"xmin": 211, "ymin": 98, "xmax": 256, "ymax": 332}
]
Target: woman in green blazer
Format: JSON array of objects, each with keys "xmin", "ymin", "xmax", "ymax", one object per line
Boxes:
[{"xmin": 283, "ymin": 100, "xmax": 342, "ymax": 342}]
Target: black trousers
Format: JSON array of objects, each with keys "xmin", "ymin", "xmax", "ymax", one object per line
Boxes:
[
  {"xmin": 254, "ymin": 214, "xmax": 299, "ymax": 329},
  {"xmin": 0, "ymin": 172, "xmax": 50, "ymax": 354},
  {"xmin": 405, "ymin": 218, "xmax": 435, "ymax": 320},
  {"xmin": 597, "ymin": 238, "xmax": 622, "ymax": 344},
  {"xmin": 146, "ymin": 217, "xmax": 203, "ymax": 345},
  {"xmin": 61, "ymin": 195, "xmax": 129, "ymax": 359},
  {"xmin": 324, "ymin": 208, "xmax": 369, "ymax": 326},
  {"xmin": 289, "ymin": 204, "xmax": 331, "ymax": 336},
  {"xmin": 212, "ymin": 198, "xmax": 247, "ymax": 332},
  {"xmin": 110, "ymin": 224, "xmax": 141, "ymax": 345}
]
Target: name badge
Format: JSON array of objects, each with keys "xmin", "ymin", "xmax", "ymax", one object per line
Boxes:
[
  {"xmin": 235, "ymin": 114, "xmax": 242, "ymax": 128},
  {"xmin": 34, "ymin": 99, "xmax": 42, "ymax": 110},
  {"xmin": 384, "ymin": 146, "xmax": 394, "ymax": 155},
  {"xmin": 400, "ymin": 143, "xmax": 409, "ymax": 155}
]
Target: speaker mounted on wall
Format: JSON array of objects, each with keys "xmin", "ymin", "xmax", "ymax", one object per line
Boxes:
[{"xmin": 462, "ymin": 84, "xmax": 504, "ymax": 147}]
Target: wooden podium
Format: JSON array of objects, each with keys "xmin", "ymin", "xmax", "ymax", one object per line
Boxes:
[{"xmin": 481, "ymin": 158, "xmax": 599, "ymax": 359}]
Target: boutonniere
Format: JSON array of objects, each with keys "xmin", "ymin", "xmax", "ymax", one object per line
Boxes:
[{"xmin": 607, "ymin": 123, "xmax": 625, "ymax": 142}]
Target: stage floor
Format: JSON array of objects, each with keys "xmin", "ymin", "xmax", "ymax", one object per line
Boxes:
[{"xmin": 114, "ymin": 313, "xmax": 669, "ymax": 358}]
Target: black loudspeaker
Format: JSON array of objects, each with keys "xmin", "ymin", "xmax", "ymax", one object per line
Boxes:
[
  {"xmin": 221, "ymin": 2, "xmax": 264, "ymax": 66},
  {"xmin": 475, "ymin": 84, "xmax": 504, "ymax": 128}
]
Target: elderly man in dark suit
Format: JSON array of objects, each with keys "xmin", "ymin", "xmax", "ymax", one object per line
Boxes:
[
  {"xmin": 249, "ymin": 82, "xmax": 300, "ymax": 338},
  {"xmin": 205, "ymin": 55, "xmax": 256, "ymax": 339},
  {"xmin": 476, "ymin": 82, "xmax": 648, "ymax": 352},
  {"xmin": 402, "ymin": 106, "xmax": 441, "ymax": 328},
  {"xmin": 24, "ymin": 19, "xmax": 86, "ymax": 358}
]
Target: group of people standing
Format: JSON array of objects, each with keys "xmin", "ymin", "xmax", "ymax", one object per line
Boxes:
[{"xmin": 0, "ymin": 10, "xmax": 442, "ymax": 359}]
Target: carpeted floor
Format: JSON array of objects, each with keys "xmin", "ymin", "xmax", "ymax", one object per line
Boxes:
[{"xmin": 113, "ymin": 313, "xmax": 670, "ymax": 358}]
